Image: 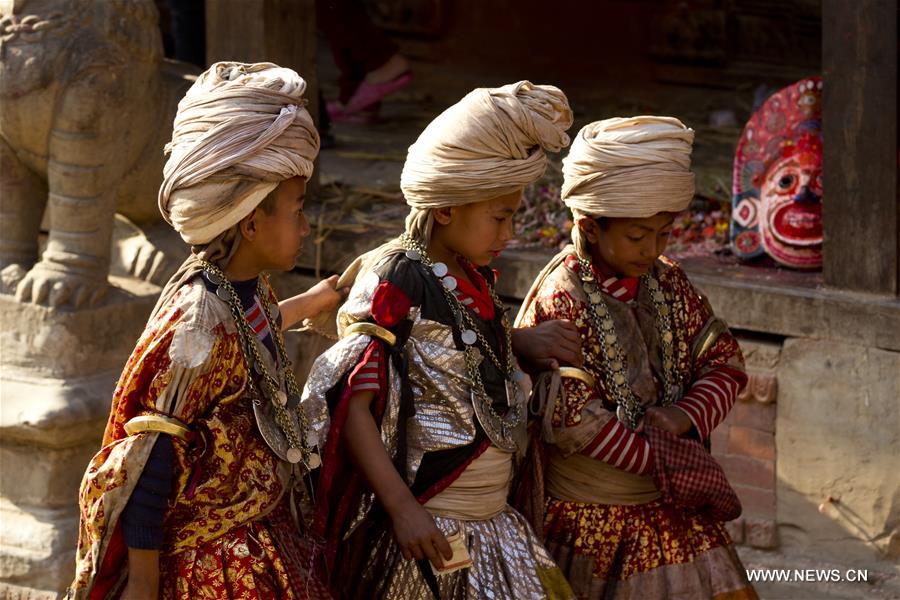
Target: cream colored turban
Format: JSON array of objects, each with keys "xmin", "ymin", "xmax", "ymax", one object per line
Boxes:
[
  {"xmin": 400, "ymin": 80, "xmax": 573, "ymax": 208},
  {"xmin": 158, "ymin": 61, "xmax": 320, "ymax": 245},
  {"xmin": 562, "ymin": 116, "xmax": 695, "ymax": 218},
  {"xmin": 306, "ymin": 81, "xmax": 572, "ymax": 339}
]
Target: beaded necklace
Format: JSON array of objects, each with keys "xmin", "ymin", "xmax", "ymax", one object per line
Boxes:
[
  {"xmin": 399, "ymin": 234, "xmax": 527, "ymax": 452},
  {"xmin": 575, "ymin": 255, "xmax": 683, "ymax": 429},
  {"xmin": 201, "ymin": 261, "xmax": 319, "ymax": 469}
]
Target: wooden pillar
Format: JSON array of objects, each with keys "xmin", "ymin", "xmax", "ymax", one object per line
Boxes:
[
  {"xmin": 822, "ymin": 0, "xmax": 898, "ymax": 294},
  {"xmin": 205, "ymin": 0, "xmax": 320, "ymax": 190}
]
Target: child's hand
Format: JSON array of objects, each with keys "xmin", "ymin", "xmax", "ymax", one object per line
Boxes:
[
  {"xmin": 305, "ymin": 275, "xmax": 350, "ymax": 317},
  {"xmin": 279, "ymin": 275, "xmax": 351, "ymax": 329},
  {"xmin": 389, "ymin": 498, "xmax": 453, "ymax": 569},
  {"xmin": 641, "ymin": 406, "xmax": 692, "ymax": 436},
  {"xmin": 121, "ymin": 548, "xmax": 160, "ymax": 599},
  {"xmin": 512, "ymin": 319, "xmax": 584, "ymax": 371}
]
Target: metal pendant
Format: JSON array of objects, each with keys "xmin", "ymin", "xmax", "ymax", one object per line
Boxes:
[
  {"xmin": 471, "ymin": 389, "xmax": 519, "ymax": 453},
  {"xmin": 305, "ymin": 452, "xmax": 322, "ymax": 470},
  {"xmin": 405, "ymin": 249, "xmax": 421, "ymax": 261},
  {"xmin": 432, "ymin": 262, "xmax": 448, "ymax": 277},
  {"xmin": 216, "ymin": 286, "xmax": 230, "ymax": 301},
  {"xmin": 286, "ymin": 447, "xmax": 303, "ymax": 464},
  {"xmin": 616, "ymin": 404, "xmax": 628, "ymax": 425},
  {"xmin": 665, "ymin": 384, "xmax": 683, "ymax": 405},
  {"xmin": 442, "ymin": 275, "xmax": 458, "ymax": 291},
  {"xmin": 253, "ymin": 397, "xmax": 292, "ymax": 462},
  {"xmin": 461, "ymin": 329, "xmax": 477, "ymax": 345},
  {"xmin": 274, "ymin": 390, "xmax": 288, "ymax": 406},
  {"xmin": 206, "ymin": 270, "xmax": 224, "ymax": 285},
  {"xmin": 505, "ymin": 379, "xmax": 523, "ymax": 408}
]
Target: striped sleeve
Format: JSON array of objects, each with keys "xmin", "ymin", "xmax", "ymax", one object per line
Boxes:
[
  {"xmin": 563, "ymin": 377, "xmax": 653, "ymax": 476},
  {"xmin": 348, "ymin": 340, "xmax": 384, "ymax": 395},
  {"xmin": 674, "ymin": 367, "xmax": 746, "ymax": 439},
  {"xmin": 581, "ymin": 416, "xmax": 654, "ymax": 476}
]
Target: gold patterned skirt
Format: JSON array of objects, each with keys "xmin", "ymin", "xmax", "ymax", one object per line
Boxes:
[
  {"xmin": 543, "ymin": 498, "xmax": 757, "ymax": 600},
  {"xmin": 159, "ymin": 514, "xmax": 329, "ymax": 600},
  {"xmin": 355, "ymin": 507, "xmax": 574, "ymax": 599}
]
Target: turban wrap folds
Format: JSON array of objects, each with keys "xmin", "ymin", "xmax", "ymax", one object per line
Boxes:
[
  {"xmin": 308, "ymin": 80, "xmax": 573, "ymax": 338},
  {"xmin": 400, "ymin": 80, "xmax": 572, "ymax": 209},
  {"xmin": 562, "ymin": 116, "xmax": 695, "ymax": 218},
  {"xmin": 153, "ymin": 61, "xmax": 320, "ymax": 317},
  {"xmin": 516, "ymin": 116, "xmax": 696, "ymax": 327},
  {"xmin": 159, "ymin": 61, "xmax": 320, "ymax": 244}
]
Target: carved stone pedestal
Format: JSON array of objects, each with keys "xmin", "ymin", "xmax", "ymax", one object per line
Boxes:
[{"xmin": 0, "ymin": 277, "xmax": 159, "ymax": 598}]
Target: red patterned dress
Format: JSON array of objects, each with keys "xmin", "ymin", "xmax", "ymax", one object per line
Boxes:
[
  {"xmin": 69, "ymin": 277, "xmax": 329, "ymax": 600},
  {"xmin": 517, "ymin": 252, "xmax": 757, "ymax": 600}
]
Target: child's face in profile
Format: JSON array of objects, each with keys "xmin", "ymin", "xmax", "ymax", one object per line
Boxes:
[
  {"xmin": 579, "ymin": 212, "xmax": 676, "ymax": 277},
  {"xmin": 246, "ymin": 176, "xmax": 311, "ymax": 272},
  {"xmin": 434, "ymin": 189, "xmax": 523, "ymax": 266}
]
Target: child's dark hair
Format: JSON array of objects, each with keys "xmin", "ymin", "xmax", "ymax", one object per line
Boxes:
[
  {"xmin": 257, "ymin": 189, "xmax": 279, "ymax": 215},
  {"xmin": 574, "ymin": 215, "xmax": 610, "ymax": 259}
]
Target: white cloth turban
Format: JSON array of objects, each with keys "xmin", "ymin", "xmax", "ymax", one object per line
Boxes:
[
  {"xmin": 562, "ymin": 116, "xmax": 695, "ymax": 218},
  {"xmin": 158, "ymin": 62, "xmax": 320, "ymax": 245},
  {"xmin": 400, "ymin": 80, "xmax": 573, "ymax": 207}
]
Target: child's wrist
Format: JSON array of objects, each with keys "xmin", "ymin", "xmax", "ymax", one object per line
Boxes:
[{"xmin": 382, "ymin": 489, "xmax": 419, "ymax": 517}]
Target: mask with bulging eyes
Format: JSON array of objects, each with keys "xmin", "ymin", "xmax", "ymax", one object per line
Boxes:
[
  {"xmin": 758, "ymin": 147, "xmax": 822, "ymax": 267},
  {"xmin": 732, "ymin": 77, "xmax": 823, "ymax": 269}
]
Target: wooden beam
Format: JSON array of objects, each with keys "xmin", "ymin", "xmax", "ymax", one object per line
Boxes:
[{"xmin": 822, "ymin": 0, "xmax": 898, "ymax": 294}]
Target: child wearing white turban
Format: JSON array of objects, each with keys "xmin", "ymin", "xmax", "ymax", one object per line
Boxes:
[
  {"xmin": 302, "ymin": 81, "xmax": 579, "ymax": 599},
  {"xmin": 70, "ymin": 62, "xmax": 343, "ymax": 600},
  {"xmin": 517, "ymin": 116, "xmax": 758, "ymax": 600}
]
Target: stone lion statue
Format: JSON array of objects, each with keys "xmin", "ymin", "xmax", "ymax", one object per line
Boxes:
[{"xmin": 0, "ymin": 0, "xmax": 197, "ymax": 307}]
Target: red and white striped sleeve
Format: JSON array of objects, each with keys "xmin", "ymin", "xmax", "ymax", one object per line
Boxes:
[
  {"xmin": 674, "ymin": 367, "xmax": 746, "ymax": 440},
  {"xmin": 347, "ymin": 340, "xmax": 384, "ymax": 395},
  {"xmin": 344, "ymin": 278, "xmax": 411, "ymax": 397},
  {"xmin": 562, "ymin": 378, "xmax": 652, "ymax": 477},
  {"xmin": 581, "ymin": 416, "xmax": 654, "ymax": 476}
]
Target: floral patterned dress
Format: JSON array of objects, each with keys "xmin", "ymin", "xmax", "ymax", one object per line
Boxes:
[
  {"xmin": 69, "ymin": 277, "xmax": 329, "ymax": 600},
  {"xmin": 517, "ymin": 252, "xmax": 757, "ymax": 600}
]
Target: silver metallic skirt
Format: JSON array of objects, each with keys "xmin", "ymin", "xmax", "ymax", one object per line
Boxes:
[{"xmin": 358, "ymin": 507, "xmax": 574, "ymax": 599}]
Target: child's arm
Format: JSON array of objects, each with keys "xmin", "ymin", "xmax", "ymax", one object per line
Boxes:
[
  {"xmin": 343, "ymin": 391, "xmax": 453, "ymax": 568},
  {"xmin": 669, "ymin": 363, "xmax": 746, "ymax": 439},
  {"xmin": 119, "ymin": 434, "xmax": 173, "ymax": 596},
  {"xmin": 521, "ymin": 290, "xmax": 655, "ymax": 475},
  {"xmin": 512, "ymin": 319, "xmax": 584, "ymax": 371},
  {"xmin": 664, "ymin": 270, "xmax": 748, "ymax": 440},
  {"xmin": 278, "ymin": 275, "xmax": 349, "ymax": 331},
  {"xmin": 120, "ymin": 548, "xmax": 159, "ymax": 599}
]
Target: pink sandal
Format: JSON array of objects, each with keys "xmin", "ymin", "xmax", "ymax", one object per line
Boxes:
[
  {"xmin": 326, "ymin": 100, "xmax": 380, "ymax": 124},
  {"xmin": 343, "ymin": 71, "xmax": 412, "ymax": 114}
]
